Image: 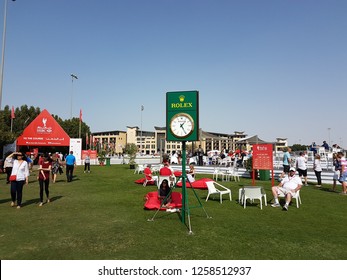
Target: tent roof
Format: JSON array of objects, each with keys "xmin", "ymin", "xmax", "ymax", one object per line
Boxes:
[
  {"xmin": 16, "ymin": 109, "xmax": 70, "ymax": 146},
  {"xmin": 235, "ymin": 135, "xmax": 271, "ymax": 144}
]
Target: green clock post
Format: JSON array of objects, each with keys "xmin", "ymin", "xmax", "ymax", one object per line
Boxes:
[{"xmin": 166, "ymin": 91, "xmax": 199, "ymax": 227}]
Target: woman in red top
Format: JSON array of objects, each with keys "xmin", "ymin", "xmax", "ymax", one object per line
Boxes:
[{"xmin": 38, "ymin": 154, "xmax": 52, "ymax": 206}]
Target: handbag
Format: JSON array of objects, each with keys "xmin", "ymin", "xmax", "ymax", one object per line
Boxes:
[
  {"xmin": 10, "ymin": 161, "xmax": 24, "ymax": 182},
  {"xmin": 9, "ymin": 175, "xmax": 17, "ymax": 181}
]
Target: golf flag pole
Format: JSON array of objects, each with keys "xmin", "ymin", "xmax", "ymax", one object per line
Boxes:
[
  {"xmin": 10, "ymin": 105, "xmax": 15, "ymax": 132},
  {"xmin": 78, "ymin": 108, "xmax": 82, "ymax": 139}
]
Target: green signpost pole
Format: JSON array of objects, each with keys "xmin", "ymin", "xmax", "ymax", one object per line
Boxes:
[{"xmin": 181, "ymin": 141, "xmax": 187, "ymax": 224}]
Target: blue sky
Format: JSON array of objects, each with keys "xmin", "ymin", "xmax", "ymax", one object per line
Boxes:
[{"xmin": 2, "ymin": 0, "xmax": 346, "ymax": 147}]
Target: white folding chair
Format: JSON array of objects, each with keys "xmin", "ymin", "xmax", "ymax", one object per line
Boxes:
[{"xmin": 205, "ymin": 181, "xmax": 232, "ymax": 204}]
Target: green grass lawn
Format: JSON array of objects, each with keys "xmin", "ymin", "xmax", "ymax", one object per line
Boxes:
[{"xmin": 0, "ymin": 165, "xmax": 346, "ymax": 260}]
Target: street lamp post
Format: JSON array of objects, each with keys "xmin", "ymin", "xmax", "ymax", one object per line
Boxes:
[
  {"xmin": 328, "ymin": 128, "xmax": 331, "ymax": 147},
  {"xmin": 70, "ymin": 73, "xmax": 78, "ymax": 118},
  {"xmin": 140, "ymin": 105, "xmax": 144, "ymax": 155},
  {"xmin": 0, "ymin": 0, "xmax": 15, "ymax": 110}
]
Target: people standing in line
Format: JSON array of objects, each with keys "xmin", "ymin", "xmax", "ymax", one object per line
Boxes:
[
  {"xmin": 338, "ymin": 152, "xmax": 347, "ymax": 195},
  {"xmin": 8, "ymin": 152, "xmax": 29, "ymax": 209},
  {"xmin": 296, "ymin": 152, "xmax": 308, "ymax": 186},
  {"xmin": 197, "ymin": 145, "xmax": 204, "ymax": 166},
  {"xmin": 280, "ymin": 147, "xmax": 292, "ymax": 179},
  {"xmin": 38, "ymin": 154, "xmax": 52, "ymax": 206},
  {"xmin": 4, "ymin": 151, "xmax": 14, "ymax": 184},
  {"xmin": 65, "ymin": 151, "xmax": 76, "ymax": 182},
  {"xmin": 332, "ymin": 153, "xmax": 341, "ymax": 192},
  {"xmin": 84, "ymin": 153, "xmax": 91, "ymax": 173},
  {"xmin": 313, "ymin": 154, "xmax": 322, "ymax": 187}
]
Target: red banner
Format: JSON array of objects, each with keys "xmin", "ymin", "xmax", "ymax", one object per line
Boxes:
[
  {"xmin": 252, "ymin": 144, "xmax": 273, "ymax": 170},
  {"xmin": 81, "ymin": 150, "xmax": 97, "ymax": 160}
]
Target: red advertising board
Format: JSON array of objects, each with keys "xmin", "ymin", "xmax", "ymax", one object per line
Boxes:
[
  {"xmin": 252, "ymin": 144, "xmax": 273, "ymax": 170},
  {"xmin": 81, "ymin": 150, "xmax": 97, "ymax": 160}
]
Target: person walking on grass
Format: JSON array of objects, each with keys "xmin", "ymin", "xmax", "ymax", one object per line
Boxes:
[
  {"xmin": 296, "ymin": 152, "xmax": 308, "ymax": 186},
  {"xmin": 38, "ymin": 154, "xmax": 52, "ymax": 206},
  {"xmin": 7, "ymin": 152, "xmax": 29, "ymax": 209},
  {"xmin": 65, "ymin": 151, "xmax": 76, "ymax": 182}
]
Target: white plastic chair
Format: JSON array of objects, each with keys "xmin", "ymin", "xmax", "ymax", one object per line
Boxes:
[
  {"xmin": 212, "ymin": 168, "xmax": 224, "ymax": 181},
  {"xmin": 134, "ymin": 164, "xmax": 145, "ymax": 174},
  {"xmin": 278, "ymin": 189, "xmax": 302, "ymax": 208},
  {"xmin": 242, "ymin": 187, "xmax": 267, "ymax": 209},
  {"xmin": 205, "ymin": 181, "xmax": 232, "ymax": 204},
  {"xmin": 143, "ymin": 175, "xmax": 158, "ymax": 187},
  {"xmin": 158, "ymin": 175, "xmax": 175, "ymax": 188}
]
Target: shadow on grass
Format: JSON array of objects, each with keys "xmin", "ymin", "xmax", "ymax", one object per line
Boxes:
[{"xmin": 21, "ymin": 195, "xmax": 63, "ymax": 207}]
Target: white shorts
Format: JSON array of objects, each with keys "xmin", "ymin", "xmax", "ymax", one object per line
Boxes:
[
  {"xmin": 333, "ymin": 171, "xmax": 339, "ymax": 181},
  {"xmin": 275, "ymin": 186, "xmax": 295, "ymax": 196}
]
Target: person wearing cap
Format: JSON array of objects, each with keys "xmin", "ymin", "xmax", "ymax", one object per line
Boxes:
[{"xmin": 271, "ymin": 167, "xmax": 302, "ymax": 211}]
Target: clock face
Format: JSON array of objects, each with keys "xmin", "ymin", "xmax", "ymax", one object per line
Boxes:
[{"xmin": 170, "ymin": 113, "xmax": 194, "ymax": 138}]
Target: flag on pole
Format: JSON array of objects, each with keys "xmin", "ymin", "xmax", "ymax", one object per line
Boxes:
[
  {"xmin": 79, "ymin": 109, "xmax": 82, "ymax": 121},
  {"xmin": 11, "ymin": 106, "xmax": 15, "ymax": 119}
]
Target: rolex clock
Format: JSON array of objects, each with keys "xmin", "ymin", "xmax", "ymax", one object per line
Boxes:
[{"xmin": 170, "ymin": 113, "xmax": 194, "ymax": 138}]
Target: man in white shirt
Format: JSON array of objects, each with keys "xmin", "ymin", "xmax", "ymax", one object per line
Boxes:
[
  {"xmin": 296, "ymin": 152, "xmax": 308, "ymax": 186},
  {"xmin": 271, "ymin": 167, "xmax": 302, "ymax": 211}
]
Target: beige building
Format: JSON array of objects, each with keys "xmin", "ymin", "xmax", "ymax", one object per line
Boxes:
[{"xmin": 92, "ymin": 127, "xmax": 248, "ymax": 156}]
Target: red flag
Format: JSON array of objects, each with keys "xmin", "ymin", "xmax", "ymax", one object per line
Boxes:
[
  {"xmin": 11, "ymin": 106, "xmax": 15, "ymax": 119},
  {"xmin": 79, "ymin": 109, "xmax": 82, "ymax": 121}
]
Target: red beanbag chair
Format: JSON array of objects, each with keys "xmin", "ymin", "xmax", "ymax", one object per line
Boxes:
[
  {"xmin": 134, "ymin": 178, "xmax": 155, "ymax": 185},
  {"xmin": 174, "ymin": 171, "xmax": 182, "ymax": 177},
  {"xmin": 144, "ymin": 191, "xmax": 182, "ymax": 210},
  {"xmin": 176, "ymin": 178, "xmax": 213, "ymax": 189}
]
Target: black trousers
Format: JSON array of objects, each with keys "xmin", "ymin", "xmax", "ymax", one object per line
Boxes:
[
  {"xmin": 314, "ymin": 170, "xmax": 322, "ymax": 185},
  {"xmin": 84, "ymin": 163, "xmax": 90, "ymax": 171},
  {"xmin": 10, "ymin": 180, "xmax": 25, "ymax": 206},
  {"xmin": 66, "ymin": 165, "xmax": 74, "ymax": 182},
  {"xmin": 39, "ymin": 179, "xmax": 50, "ymax": 202}
]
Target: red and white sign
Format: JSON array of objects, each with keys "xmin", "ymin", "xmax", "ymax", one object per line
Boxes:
[
  {"xmin": 16, "ymin": 109, "xmax": 70, "ymax": 146},
  {"xmin": 252, "ymin": 144, "xmax": 273, "ymax": 170},
  {"xmin": 81, "ymin": 150, "xmax": 97, "ymax": 160}
]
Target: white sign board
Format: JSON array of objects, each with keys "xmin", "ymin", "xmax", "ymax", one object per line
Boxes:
[{"xmin": 69, "ymin": 138, "xmax": 82, "ymax": 165}]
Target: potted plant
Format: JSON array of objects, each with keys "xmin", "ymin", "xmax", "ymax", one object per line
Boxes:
[
  {"xmin": 125, "ymin": 143, "xmax": 138, "ymax": 169},
  {"xmin": 244, "ymin": 155, "xmax": 258, "ymax": 179},
  {"xmin": 98, "ymin": 150, "xmax": 107, "ymax": 166}
]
